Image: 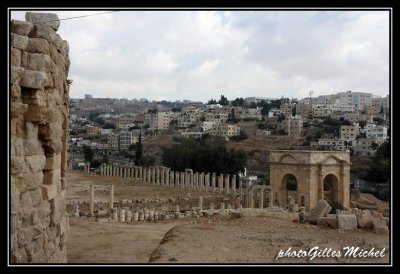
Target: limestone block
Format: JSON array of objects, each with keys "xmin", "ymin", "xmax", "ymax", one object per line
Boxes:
[
  {"xmin": 62, "ymin": 40, "xmax": 69, "ymax": 56},
  {"xmin": 23, "ymin": 138, "xmax": 43, "ymax": 156},
  {"xmin": 39, "ymin": 122, "xmax": 63, "ymax": 140},
  {"xmin": 20, "ymin": 70, "xmax": 48, "ymax": 89},
  {"xmin": 50, "ymin": 46, "xmax": 66, "ymax": 67},
  {"xmin": 30, "ymin": 249, "xmax": 47, "ymax": 263},
  {"xmin": 11, "ymin": 156, "xmax": 26, "ymax": 175},
  {"xmin": 11, "ymin": 48, "xmax": 21, "ymax": 66},
  {"xmin": 24, "ymin": 239, "xmax": 42, "ymax": 256},
  {"xmin": 337, "ymin": 214, "xmax": 357, "ymax": 230},
  {"xmin": 25, "ymin": 12, "xmax": 60, "ymax": 31},
  {"xmin": 11, "ymin": 33, "xmax": 29, "ymax": 50},
  {"xmin": 308, "ymin": 200, "xmax": 332, "ymax": 224},
  {"xmin": 11, "ymin": 19, "xmax": 34, "ymax": 36},
  {"xmin": 11, "ymin": 102, "xmax": 28, "ymax": 119},
  {"xmin": 21, "ymin": 52, "xmax": 52, "ymax": 71},
  {"xmin": 11, "ymin": 137, "xmax": 24, "ymax": 156},
  {"xmin": 46, "ymin": 107, "xmax": 62, "ymax": 123},
  {"xmin": 44, "ymin": 154, "xmax": 61, "ymax": 171},
  {"xmin": 12, "ymin": 173, "xmax": 39, "ymax": 195},
  {"xmin": 356, "ymin": 212, "xmax": 373, "ymax": 229},
  {"xmin": 372, "ymin": 218, "xmax": 387, "ymax": 228},
  {"xmin": 25, "ymin": 154, "xmax": 46, "ymax": 172},
  {"xmin": 11, "ymin": 66, "xmax": 25, "ymax": 85},
  {"xmin": 10, "ymin": 84, "xmax": 21, "ymax": 101},
  {"xmin": 17, "ymin": 226, "xmax": 34, "ymax": 246},
  {"xmin": 24, "ymin": 105, "xmax": 47, "ymax": 124},
  {"xmin": 26, "ymin": 38, "xmax": 50, "ymax": 54},
  {"xmin": 10, "ymin": 183, "xmax": 20, "ymax": 214},
  {"xmin": 43, "ymin": 168, "xmax": 61, "ymax": 185},
  {"xmin": 25, "ymin": 122, "xmax": 39, "ymax": 139},
  {"xmin": 42, "ymin": 183, "xmax": 58, "ymax": 200},
  {"xmin": 30, "ymin": 188, "xmax": 43, "ymax": 207},
  {"xmin": 374, "ymin": 226, "xmax": 389, "ymax": 234}
]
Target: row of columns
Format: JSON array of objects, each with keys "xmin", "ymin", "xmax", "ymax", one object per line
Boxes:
[{"xmin": 100, "ymin": 164, "xmax": 244, "ymax": 195}]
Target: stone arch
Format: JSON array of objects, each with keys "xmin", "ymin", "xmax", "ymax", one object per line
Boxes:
[
  {"xmin": 278, "ymin": 153, "xmax": 298, "ymax": 164},
  {"xmin": 280, "ymin": 173, "xmax": 299, "ymax": 205},
  {"xmin": 270, "ymin": 151, "xmax": 351, "ymax": 211},
  {"xmin": 323, "ymin": 173, "xmax": 340, "ymax": 206}
]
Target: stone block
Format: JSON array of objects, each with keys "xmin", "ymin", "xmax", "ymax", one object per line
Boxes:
[
  {"xmin": 11, "ymin": 156, "xmax": 26, "ymax": 175},
  {"xmin": 11, "ymin": 102, "xmax": 28, "ymax": 120},
  {"xmin": 20, "ymin": 70, "xmax": 48, "ymax": 89},
  {"xmin": 308, "ymin": 200, "xmax": 332, "ymax": 224},
  {"xmin": 46, "ymin": 108, "xmax": 62, "ymax": 123},
  {"xmin": 10, "ymin": 84, "xmax": 21, "ymax": 101},
  {"xmin": 11, "ymin": 66, "xmax": 25, "ymax": 85},
  {"xmin": 25, "ymin": 154, "xmax": 46, "ymax": 172},
  {"xmin": 356, "ymin": 212, "xmax": 374, "ymax": 229},
  {"xmin": 20, "ymin": 190, "xmax": 33, "ymax": 208},
  {"xmin": 25, "ymin": 239, "xmax": 42, "ymax": 256},
  {"xmin": 11, "ymin": 48, "xmax": 21, "ymax": 66},
  {"xmin": 11, "ymin": 33, "xmax": 29, "ymax": 50},
  {"xmin": 30, "ymin": 24, "xmax": 57, "ymax": 43},
  {"xmin": 39, "ymin": 122, "xmax": 63, "ymax": 140},
  {"xmin": 11, "ymin": 19, "xmax": 34, "ymax": 36},
  {"xmin": 42, "ymin": 183, "xmax": 58, "ymax": 200},
  {"xmin": 44, "ymin": 154, "xmax": 61, "ymax": 171},
  {"xmin": 25, "ymin": 122, "xmax": 39, "ymax": 139},
  {"xmin": 21, "ymin": 52, "xmax": 52, "ymax": 71},
  {"xmin": 374, "ymin": 226, "xmax": 389, "ymax": 234},
  {"xmin": 43, "ymin": 168, "xmax": 61, "ymax": 185},
  {"xmin": 30, "ymin": 188, "xmax": 43, "ymax": 207},
  {"xmin": 337, "ymin": 214, "xmax": 357, "ymax": 230},
  {"xmin": 23, "ymin": 138, "xmax": 43, "ymax": 156},
  {"xmin": 26, "ymin": 38, "xmax": 50, "ymax": 54},
  {"xmin": 372, "ymin": 218, "xmax": 387, "ymax": 228},
  {"xmin": 10, "ymin": 183, "xmax": 20, "ymax": 214},
  {"xmin": 13, "ymin": 172, "xmax": 43, "ymax": 195},
  {"xmin": 25, "ymin": 12, "xmax": 60, "ymax": 31},
  {"xmin": 24, "ymin": 105, "xmax": 48, "ymax": 124}
]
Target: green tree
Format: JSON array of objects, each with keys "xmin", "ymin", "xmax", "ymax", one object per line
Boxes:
[
  {"xmin": 218, "ymin": 95, "xmax": 229, "ymax": 106},
  {"xmin": 162, "ymin": 135, "xmax": 246, "ymax": 175},
  {"xmin": 232, "ymin": 98, "xmax": 245, "ymax": 106},
  {"xmin": 208, "ymin": 99, "xmax": 217, "ymax": 105},
  {"xmin": 82, "ymin": 145, "xmax": 94, "ymax": 162},
  {"xmin": 135, "ymin": 131, "xmax": 143, "ymax": 165},
  {"xmin": 102, "ymin": 123, "xmax": 115, "ymax": 129}
]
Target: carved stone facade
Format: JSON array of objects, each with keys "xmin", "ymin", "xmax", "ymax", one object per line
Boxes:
[
  {"xmin": 10, "ymin": 12, "xmax": 70, "ymax": 263},
  {"xmin": 269, "ymin": 150, "xmax": 350, "ymax": 211}
]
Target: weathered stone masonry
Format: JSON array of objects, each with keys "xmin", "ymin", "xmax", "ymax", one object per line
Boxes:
[{"xmin": 10, "ymin": 13, "xmax": 70, "ymax": 263}]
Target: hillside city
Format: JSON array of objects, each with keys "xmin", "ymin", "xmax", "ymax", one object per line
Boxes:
[{"xmin": 69, "ymin": 90, "xmax": 390, "ymax": 198}]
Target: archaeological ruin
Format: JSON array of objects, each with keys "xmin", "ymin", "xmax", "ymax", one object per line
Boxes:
[
  {"xmin": 269, "ymin": 150, "xmax": 351, "ymax": 211},
  {"xmin": 10, "ymin": 13, "xmax": 70, "ymax": 263}
]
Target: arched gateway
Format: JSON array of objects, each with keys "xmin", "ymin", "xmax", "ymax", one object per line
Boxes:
[{"xmin": 270, "ymin": 150, "xmax": 351, "ymax": 211}]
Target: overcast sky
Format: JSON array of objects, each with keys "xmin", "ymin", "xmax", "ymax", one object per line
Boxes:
[{"xmin": 10, "ymin": 9, "xmax": 390, "ymax": 102}]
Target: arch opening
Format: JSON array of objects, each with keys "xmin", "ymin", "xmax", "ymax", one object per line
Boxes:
[{"xmin": 323, "ymin": 174, "xmax": 340, "ymax": 206}]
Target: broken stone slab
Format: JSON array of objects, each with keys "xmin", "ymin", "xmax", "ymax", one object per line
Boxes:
[
  {"xmin": 308, "ymin": 200, "xmax": 332, "ymax": 224},
  {"xmin": 25, "ymin": 12, "xmax": 60, "ymax": 31},
  {"xmin": 337, "ymin": 214, "xmax": 357, "ymax": 230},
  {"xmin": 374, "ymin": 226, "xmax": 389, "ymax": 234},
  {"xmin": 356, "ymin": 212, "xmax": 373, "ymax": 229}
]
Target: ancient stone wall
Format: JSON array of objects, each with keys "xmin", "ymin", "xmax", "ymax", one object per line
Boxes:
[{"xmin": 10, "ymin": 12, "xmax": 70, "ymax": 263}]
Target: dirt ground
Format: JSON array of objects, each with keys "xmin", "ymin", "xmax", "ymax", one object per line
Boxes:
[
  {"xmin": 67, "ymin": 218, "xmax": 184, "ymax": 263},
  {"xmin": 66, "ymin": 172, "xmax": 390, "ymax": 264},
  {"xmin": 149, "ymin": 216, "xmax": 390, "ymax": 264}
]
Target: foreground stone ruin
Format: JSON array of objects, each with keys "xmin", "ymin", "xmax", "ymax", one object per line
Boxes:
[{"xmin": 10, "ymin": 13, "xmax": 70, "ymax": 263}]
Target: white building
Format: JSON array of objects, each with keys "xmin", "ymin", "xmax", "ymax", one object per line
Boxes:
[
  {"xmin": 100, "ymin": 128, "xmax": 113, "ymax": 135},
  {"xmin": 336, "ymin": 91, "xmax": 372, "ymax": 108},
  {"xmin": 364, "ymin": 123, "xmax": 388, "ymax": 140}
]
